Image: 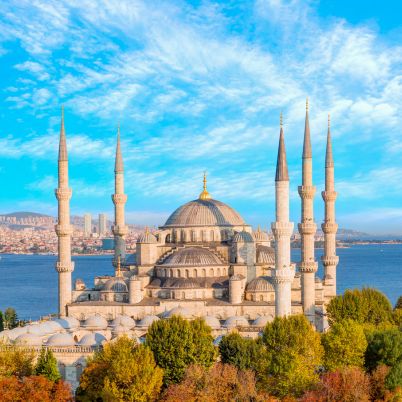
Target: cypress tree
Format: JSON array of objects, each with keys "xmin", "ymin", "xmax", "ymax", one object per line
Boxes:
[
  {"xmin": 0, "ymin": 312, "xmax": 4, "ymax": 332},
  {"xmin": 35, "ymin": 347, "xmax": 61, "ymax": 382}
]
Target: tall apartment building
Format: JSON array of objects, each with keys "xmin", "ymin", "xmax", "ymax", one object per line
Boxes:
[
  {"xmin": 84, "ymin": 213, "xmax": 92, "ymax": 236},
  {"xmin": 98, "ymin": 213, "xmax": 107, "ymax": 237}
]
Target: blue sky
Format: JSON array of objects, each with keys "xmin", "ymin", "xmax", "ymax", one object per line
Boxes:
[{"xmin": 1, "ymin": 0, "xmax": 402, "ymax": 234}]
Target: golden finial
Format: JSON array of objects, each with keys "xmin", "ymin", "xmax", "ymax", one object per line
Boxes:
[
  {"xmin": 199, "ymin": 171, "xmax": 211, "ymax": 200},
  {"xmin": 116, "ymin": 256, "xmax": 122, "ymax": 278},
  {"xmin": 280, "ymin": 112, "xmax": 283, "ymax": 128},
  {"xmin": 306, "ymin": 97, "xmax": 309, "ymax": 111}
]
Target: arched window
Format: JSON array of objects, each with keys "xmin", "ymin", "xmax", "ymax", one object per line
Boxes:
[
  {"xmin": 217, "ymin": 268, "xmax": 221, "ymax": 276},
  {"xmin": 193, "ymin": 269, "xmax": 197, "ymax": 278},
  {"xmin": 177, "ymin": 270, "xmax": 181, "ymax": 278},
  {"xmin": 210, "ymin": 230, "xmax": 215, "ymax": 241},
  {"xmin": 166, "ymin": 234, "xmax": 171, "ymax": 243},
  {"xmin": 209, "ymin": 268, "xmax": 214, "ymax": 277},
  {"xmin": 181, "ymin": 230, "xmax": 185, "ymax": 242},
  {"xmin": 201, "ymin": 230, "xmax": 206, "ymax": 241},
  {"xmin": 191, "ymin": 231, "xmax": 196, "ymax": 242},
  {"xmin": 185, "ymin": 269, "xmax": 190, "ymax": 278},
  {"xmin": 202, "ymin": 269, "xmax": 206, "ymax": 277},
  {"xmin": 260, "ymin": 295, "xmax": 264, "ymax": 302},
  {"xmin": 270, "ymin": 294, "xmax": 274, "ymax": 302},
  {"xmin": 223, "ymin": 268, "xmax": 226, "ymax": 276}
]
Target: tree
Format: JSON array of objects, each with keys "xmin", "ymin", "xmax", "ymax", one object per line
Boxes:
[
  {"xmin": 219, "ymin": 332, "xmax": 265, "ymax": 371},
  {"xmin": 161, "ymin": 363, "xmax": 273, "ymax": 402},
  {"xmin": 35, "ymin": 348, "xmax": 61, "ymax": 382},
  {"xmin": 395, "ymin": 296, "xmax": 402, "ymax": 310},
  {"xmin": 301, "ymin": 366, "xmax": 371, "ymax": 402},
  {"xmin": 365, "ymin": 328, "xmax": 402, "ymax": 371},
  {"xmin": 76, "ymin": 336, "xmax": 163, "ymax": 402},
  {"xmin": 386, "ymin": 360, "xmax": 402, "ymax": 390},
  {"xmin": 4, "ymin": 307, "xmax": 18, "ymax": 329},
  {"xmin": 322, "ymin": 319, "xmax": 367, "ymax": 370},
  {"xmin": 0, "ymin": 342, "xmax": 35, "ymax": 378},
  {"xmin": 261, "ymin": 315, "xmax": 323, "ymax": 398},
  {"xmin": 327, "ymin": 288, "xmax": 393, "ymax": 326},
  {"xmin": 0, "ymin": 375, "xmax": 72, "ymax": 402},
  {"xmin": 146, "ymin": 316, "xmax": 217, "ymax": 385},
  {"xmin": 0, "ymin": 312, "xmax": 4, "ymax": 332}
]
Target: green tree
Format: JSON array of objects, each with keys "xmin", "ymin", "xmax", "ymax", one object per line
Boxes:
[
  {"xmin": 146, "ymin": 315, "xmax": 217, "ymax": 385},
  {"xmin": 219, "ymin": 332, "xmax": 264, "ymax": 371},
  {"xmin": 395, "ymin": 296, "xmax": 402, "ymax": 310},
  {"xmin": 261, "ymin": 315, "xmax": 323, "ymax": 398},
  {"xmin": 0, "ymin": 342, "xmax": 35, "ymax": 378},
  {"xmin": 35, "ymin": 348, "xmax": 61, "ymax": 382},
  {"xmin": 0, "ymin": 312, "xmax": 4, "ymax": 332},
  {"xmin": 322, "ymin": 319, "xmax": 368, "ymax": 370},
  {"xmin": 4, "ymin": 308, "xmax": 18, "ymax": 329},
  {"xmin": 327, "ymin": 288, "xmax": 393, "ymax": 326},
  {"xmin": 386, "ymin": 360, "xmax": 402, "ymax": 390},
  {"xmin": 365, "ymin": 328, "xmax": 402, "ymax": 371},
  {"xmin": 76, "ymin": 336, "xmax": 163, "ymax": 402}
]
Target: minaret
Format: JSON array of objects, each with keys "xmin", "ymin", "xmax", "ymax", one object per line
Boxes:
[
  {"xmin": 271, "ymin": 114, "xmax": 295, "ymax": 317},
  {"xmin": 298, "ymin": 99, "xmax": 318, "ymax": 325},
  {"xmin": 55, "ymin": 106, "xmax": 74, "ymax": 317},
  {"xmin": 321, "ymin": 115, "xmax": 338, "ymax": 297},
  {"xmin": 112, "ymin": 125, "xmax": 128, "ymax": 267}
]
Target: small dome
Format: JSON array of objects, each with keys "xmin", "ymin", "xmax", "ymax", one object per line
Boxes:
[
  {"xmin": 253, "ymin": 315, "xmax": 274, "ymax": 327},
  {"xmin": 38, "ymin": 321, "xmax": 64, "ymax": 334},
  {"xmin": 46, "ymin": 333, "xmax": 75, "ymax": 347},
  {"xmin": 54, "ymin": 317, "xmax": 80, "ymax": 330},
  {"xmin": 78, "ymin": 333, "xmax": 106, "ymax": 346},
  {"xmin": 137, "ymin": 230, "xmax": 157, "ymax": 244},
  {"xmin": 137, "ymin": 315, "xmax": 160, "ymax": 328},
  {"xmin": 163, "ymin": 198, "xmax": 246, "ymax": 227},
  {"xmin": 103, "ymin": 277, "xmax": 128, "ymax": 292},
  {"xmin": 229, "ymin": 274, "xmax": 243, "ymax": 281},
  {"xmin": 246, "ymin": 277, "xmax": 275, "ymax": 292},
  {"xmin": 0, "ymin": 330, "xmax": 10, "ymax": 342},
  {"xmin": 111, "ymin": 325, "xmax": 130, "ymax": 336},
  {"xmin": 257, "ymin": 246, "xmax": 275, "ymax": 264},
  {"xmin": 111, "ymin": 315, "xmax": 135, "ymax": 329},
  {"xmin": 7, "ymin": 327, "xmax": 28, "ymax": 341},
  {"xmin": 161, "ymin": 247, "xmax": 223, "ymax": 267},
  {"xmin": 223, "ymin": 316, "xmax": 249, "ymax": 328},
  {"xmin": 15, "ymin": 333, "xmax": 43, "ymax": 346},
  {"xmin": 202, "ymin": 316, "xmax": 221, "ymax": 330},
  {"xmin": 27, "ymin": 324, "xmax": 45, "ymax": 336},
  {"xmin": 254, "ymin": 228, "xmax": 270, "ymax": 242},
  {"xmin": 163, "ymin": 306, "xmax": 192, "ymax": 319},
  {"xmin": 233, "ymin": 230, "xmax": 254, "ymax": 243},
  {"xmin": 83, "ymin": 315, "xmax": 108, "ymax": 330}
]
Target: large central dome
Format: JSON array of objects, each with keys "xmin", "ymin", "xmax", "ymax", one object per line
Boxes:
[{"xmin": 162, "ymin": 198, "xmax": 246, "ymax": 227}]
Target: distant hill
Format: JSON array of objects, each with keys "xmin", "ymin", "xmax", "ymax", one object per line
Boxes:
[{"xmin": 2, "ymin": 211, "xmax": 53, "ymax": 218}]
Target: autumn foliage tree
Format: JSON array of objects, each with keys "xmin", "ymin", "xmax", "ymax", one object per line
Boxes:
[
  {"xmin": 76, "ymin": 336, "xmax": 163, "ymax": 402},
  {"xmin": 161, "ymin": 363, "xmax": 273, "ymax": 402},
  {"xmin": 0, "ymin": 342, "xmax": 35, "ymax": 378},
  {"xmin": 261, "ymin": 315, "xmax": 323, "ymax": 398},
  {"xmin": 0, "ymin": 375, "xmax": 72, "ymax": 402},
  {"xmin": 322, "ymin": 319, "xmax": 368, "ymax": 370},
  {"xmin": 146, "ymin": 316, "xmax": 217, "ymax": 385}
]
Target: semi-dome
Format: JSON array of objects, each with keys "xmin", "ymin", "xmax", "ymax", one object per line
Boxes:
[
  {"xmin": 78, "ymin": 333, "xmax": 106, "ymax": 346},
  {"xmin": 162, "ymin": 198, "xmax": 245, "ymax": 228},
  {"xmin": 253, "ymin": 315, "xmax": 274, "ymax": 327},
  {"xmin": 202, "ymin": 316, "xmax": 221, "ymax": 330},
  {"xmin": 161, "ymin": 247, "xmax": 223, "ymax": 267},
  {"xmin": 15, "ymin": 333, "xmax": 43, "ymax": 346},
  {"xmin": 254, "ymin": 227, "xmax": 270, "ymax": 242},
  {"xmin": 111, "ymin": 315, "xmax": 135, "ymax": 329},
  {"xmin": 233, "ymin": 230, "xmax": 254, "ymax": 243},
  {"xmin": 169, "ymin": 278, "xmax": 201, "ymax": 289},
  {"xmin": 137, "ymin": 229, "xmax": 157, "ymax": 244},
  {"xmin": 103, "ymin": 278, "xmax": 128, "ymax": 292},
  {"xmin": 257, "ymin": 246, "xmax": 275, "ymax": 264},
  {"xmin": 83, "ymin": 315, "xmax": 108, "ymax": 330},
  {"xmin": 137, "ymin": 315, "xmax": 160, "ymax": 328},
  {"xmin": 246, "ymin": 277, "xmax": 275, "ymax": 292},
  {"xmin": 46, "ymin": 333, "xmax": 75, "ymax": 347},
  {"xmin": 223, "ymin": 316, "xmax": 250, "ymax": 328}
]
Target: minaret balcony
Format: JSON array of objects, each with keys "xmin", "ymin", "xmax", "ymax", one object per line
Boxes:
[
  {"xmin": 112, "ymin": 194, "xmax": 127, "ymax": 204},
  {"xmin": 298, "ymin": 185, "xmax": 316, "ymax": 199},
  {"xmin": 321, "ymin": 222, "xmax": 338, "ymax": 234},
  {"xmin": 55, "ymin": 224, "xmax": 73, "ymax": 236},
  {"xmin": 271, "ymin": 221, "xmax": 294, "ymax": 237},
  {"xmin": 54, "ymin": 188, "xmax": 72, "ymax": 200},
  {"xmin": 112, "ymin": 225, "xmax": 128, "ymax": 236},
  {"xmin": 55, "ymin": 261, "xmax": 75, "ymax": 273},
  {"xmin": 321, "ymin": 255, "xmax": 339, "ymax": 266},
  {"xmin": 298, "ymin": 222, "xmax": 317, "ymax": 235},
  {"xmin": 321, "ymin": 190, "xmax": 337, "ymax": 202},
  {"xmin": 298, "ymin": 261, "xmax": 318, "ymax": 273},
  {"xmin": 272, "ymin": 265, "xmax": 295, "ymax": 283}
]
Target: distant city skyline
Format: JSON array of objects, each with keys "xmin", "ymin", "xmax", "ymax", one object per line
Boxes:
[{"xmin": 1, "ymin": 1, "xmax": 402, "ymax": 234}]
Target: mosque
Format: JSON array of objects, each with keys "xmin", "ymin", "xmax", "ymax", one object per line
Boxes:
[{"xmin": 0, "ymin": 102, "xmax": 339, "ymax": 389}]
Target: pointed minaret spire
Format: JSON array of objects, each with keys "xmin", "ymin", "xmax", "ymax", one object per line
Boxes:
[
  {"xmin": 303, "ymin": 97, "xmax": 312, "ymax": 159},
  {"xmin": 115, "ymin": 123, "xmax": 124, "ymax": 173},
  {"xmin": 325, "ymin": 114, "xmax": 334, "ymax": 168},
  {"xmin": 199, "ymin": 171, "xmax": 212, "ymax": 200},
  {"xmin": 58, "ymin": 105, "xmax": 68, "ymax": 162},
  {"xmin": 272, "ymin": 113, "xmax": 295, "ymax": 317},
  {"xmin": 275, "ymin": 113, "xmax": 289, "ymax": 182}
]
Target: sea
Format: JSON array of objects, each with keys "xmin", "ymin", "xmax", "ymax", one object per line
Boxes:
[{"xmin": 0, "ymin": 244, "xmax": 401, "ymax": 320}]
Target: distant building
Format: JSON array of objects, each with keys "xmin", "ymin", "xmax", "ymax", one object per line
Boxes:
[
  {"xmin": 98, "ymin": 213, "xmax": 107, "ymax": 237},
  {"xmin": 84, "ymin": 213, "xmax": 92, "ymax": 236}
]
